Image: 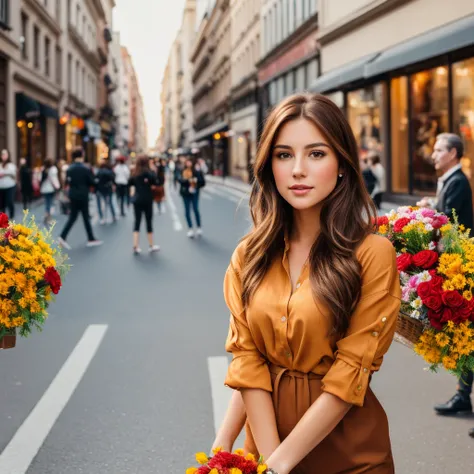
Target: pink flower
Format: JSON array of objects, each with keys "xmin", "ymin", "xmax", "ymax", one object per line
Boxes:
[
  {"xmin": 421, "ymin": 208, "xmax": 436, "ymax": 218},
  {"xmin": 408, "ymin": 275, "xmax": 419, "ymax": 289}
]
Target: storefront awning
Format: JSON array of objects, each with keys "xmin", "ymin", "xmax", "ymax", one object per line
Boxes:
[
  {"xmin": 365, "ymin": 13, "xmax": 474, "ymax": 78},
  {"xmin": 194, "ymin": 120, "xmax": 228, "ymax": 142},
  {"xmin": 39, "ymin": 103, "xmax": 58, "ymax": 119},
  {"xmin": 310, "ymin": 53, "xmax": 380, "ymax": 94},
  {"xmin": 16, "ymin": 93, "xmax": 40, "ymax": 120}
]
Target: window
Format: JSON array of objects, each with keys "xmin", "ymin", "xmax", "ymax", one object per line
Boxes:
[
  {"xmin": 21, "ymin": 12, "xmax": 28, "ymax": 60},
  {"xmin": 295, "ymin": 64, "xmax": 306, "ymax": 91},
  {"xmin": 82, "ymin": 67, "xmax": 85, "ymax": 99},
  {"xmin": 280, "ymin": 0, "xmax": 285, "ymax": 40},
  {"xmin": 391, "ymin": 77, "xmax": 409, "ymax": 193},
  {"xmin": 269, "ymin": 80, "xmax": 277, "ymax": 106},
  {"xmin": 44, "ymin": 36, "xmax": 50, "ymax": 77},
  {"xmin": 0, "ymin": 0, "xmax": 9, "ymax": 27},
  {"xmin": 293, "ymin": 0, "xmax": 297, "ymax": 29},
  {"xmin": 285, "ymin": 70, "xmax": 294, "ymax": 94},
  {"xmin": 302, "ymin": 0, "xmax": 306, "ymax": 20},
  {"xmin": 33, "ymin": 25, "xmax": 40, "ymax": 69},
  {"xmin": 82, "ymin": 15, "xmax": 86, "ymax": 36},
  {"xmin": 67, "ymin": 53, "xmax": 72, "ymax": 91},
  {"xmin": 55, "ymin": 0, "xmax": 60, "ymax": 21},
  {"xmin": 56, "ymin": 45, "xmax": 62, "ymax": 85},
  {"xmin": 411, "ymin": 67, "xmax": 448, "ymax": 194},
  {"xmin": 277, "ymin": 76, "xmax": 285, "ymax": 101},
  {"xmin": 76, "ymin": 4, "xmax": 80, "ymax": 27},
  {"xmin": 452, "ymin": 58, "xmax": 474, "ymax": 183},
  {"xmin": 75, "ymin": 60, "xmax": 79, "ymax": 95}
]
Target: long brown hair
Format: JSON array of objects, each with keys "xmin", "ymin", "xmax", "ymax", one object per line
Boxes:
[
  {"xmin": 133, "ymin": 155, "xmax": 150, "ymax": 176},
  {"xmin": 241, "ymin": 93, "xmax": 377, "ymax": 337}
]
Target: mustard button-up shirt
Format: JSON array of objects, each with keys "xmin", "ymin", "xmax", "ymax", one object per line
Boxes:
[{"xmin": 224, "ymin": 233, "xmax": 401, "ymax": 407}]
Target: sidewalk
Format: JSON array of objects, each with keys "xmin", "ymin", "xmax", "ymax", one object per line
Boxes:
[{"xmin": 206, "ymin": 175, "xmax": 398, "ymax": 214}]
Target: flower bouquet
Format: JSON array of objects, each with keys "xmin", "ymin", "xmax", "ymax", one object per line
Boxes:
[
  {"xmin": 0, "ymin": 212, "xmax": 70, "ymax": 349},
  {"xmin": 186, "ymin": 448, "xmax": 267, "ymax": 474},
  {"xmin": 376, "ymin": 206, "xmax": 474, "ymax": 377}
]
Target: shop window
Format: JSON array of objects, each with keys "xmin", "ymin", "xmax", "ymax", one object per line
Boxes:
[
  {"xmin": 296, "ymin": 64, "xmax": 305, "ymax": 92},
  {"xmin": 391, "ymin": 77, "xmax": 409, "ymax": 193},
  {"xmin": 411, "ymin": 66, "xmax": 449, "ymax": 194},
  {"xmin": 306, "ymin": 58, "xmax": 318, "ymax": 88},
  {"xmin": 269, "ymin": 80, "xmax": 277, "ymax": 106},
  {"xmin": 452, "ymin": 57, "xmax": 474, "ymax": 183},
  {"xmin": 325, "ymin": 91, "xmax": 344, "ymax": 109},
  {"xmin": 285, "ymin": 70, "xmax": 294, "ymax": 95},
  {"xmin": 277, "ymin": 76, "xmax": 285, "ymax": 101},
  {"xmin": 347, "ymin": 84, "xmax": 386, "ymax": 166}
]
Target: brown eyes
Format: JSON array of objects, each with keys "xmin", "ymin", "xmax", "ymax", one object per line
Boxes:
[{"xmin": 274, "ymin": 151, "xmax": 326, "ymax": 160}]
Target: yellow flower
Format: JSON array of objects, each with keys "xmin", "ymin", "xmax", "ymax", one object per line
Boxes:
[
  {"xmin": 440, "ymin": 224, "xmax": 453, "ymax": 233},
  {"xmin": 257, "ymin": 465, "xmax": 268, "ymax": 473},
  {"xmin": 209, "ymin": 470, "xmax": 219, "ymax": 474},
  {"xmin": 233, "ymin": 449, "xmax": 244, "ymax": 456},
  {"xmin": 229, "ymin": 469, "xmax": 243, "ymax": 474},
  {"xmin": 186, "ymin": 468, "xmax": 198, "ymax": 474},
  {"xmin": 435, "ymin": 332, "xmax": 450, "ymax": 348},
  {"xmin": 378, "ymin": 224, "xmax": 388, "ymax": 234},
  {"xmin": 195, "ymin": 453, "xmax": 208, "ymax": 465},
  {"xmin": 442, "ymin": 356, "xmax": 457, "ymax": 370},
  {"xmin": 245, "ymin": 453, "xmax": 256, "ymax": 461},
  {"xmin": 212, "ymin": 447, "xmax": 222, "ymax": 455}
]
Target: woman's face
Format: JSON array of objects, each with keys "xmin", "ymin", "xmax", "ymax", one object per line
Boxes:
[
  {"xmin": 185, "ymin": 160, "xmax": 193, "ymax": 168},
  {"xmin": 1, "ymin": 149, "xmax": 8, "ymax": 162},
  {"xmin": 271, "ymin": 118, "xmax": 340, "ymax": 212}
]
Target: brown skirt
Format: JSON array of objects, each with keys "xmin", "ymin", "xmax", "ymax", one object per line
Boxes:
[{"xmin": 243, "ymin": 364, "xmax": 394, "ymax": 474}]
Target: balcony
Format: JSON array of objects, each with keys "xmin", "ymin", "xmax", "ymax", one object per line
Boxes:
[
  {"xmin": 24, "ymin": 0, "xmax": 61, "ymax": 36},
  {"xmin": 103, "ymin": 27, "xmax": 112, "ymax": 43}
]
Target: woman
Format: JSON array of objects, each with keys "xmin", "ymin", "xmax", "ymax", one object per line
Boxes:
[
  {"xmin": 95, "ymin": 161, "xmax": 117, "ymax": 224},
  {"xmin": 128, "ymin": 156, "xmax": 161, "ymax": 254},
  {"xmin": 114, "ymin": 156, "xmax": 130, "ymax": 217},
  {"xmin": 0, "ymin": 149, "xmax": 17, "ymax": 219},
  {"xmin": 368, "ymin": 153, "xmax": 386, "ymax": 210},
  {"xmin": 215, "ymin": 94, "xmax": 401, "ymax": 474},
  {"xmin": 179, "ymin": 158, "xmax": 205, "ymax": 238},
  {"xmin": 40, "ymin": 158, "xmax": 60, "ymax": 224},
  {"xmin": 19, "ymin": 157, "xmax": 34, "ymax": 210},
  {"xmin": 154, "ymin": 158, "xmax": 166, "ymax": 215}
]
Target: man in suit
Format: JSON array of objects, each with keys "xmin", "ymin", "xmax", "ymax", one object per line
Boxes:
[{"xmin": 418, "ymin": 133, "xmax": 473, "ymax": 438}]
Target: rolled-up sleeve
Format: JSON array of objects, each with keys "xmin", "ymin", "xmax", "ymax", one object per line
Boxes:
[
  {"xmin": 321, "ymin": 236, "xmax": 401, "ymax": 406},
  {"xmin": 224, "ymin": 248, "xmax": 272, "ymax": 392}
]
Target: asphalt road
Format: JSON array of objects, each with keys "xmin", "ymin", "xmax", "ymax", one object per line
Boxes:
[{"xmin": 0, "ymin": 181, "xmax": 472, "ymax": 473}]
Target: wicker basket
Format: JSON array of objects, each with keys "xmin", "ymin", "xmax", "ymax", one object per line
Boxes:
[
  {"xmin": 0, "ymin": 329, "xmax": 16, "ymax": 350},
  {"xmin": 395, "ymin": 311, "xmax": 424, "ymax": 348}
]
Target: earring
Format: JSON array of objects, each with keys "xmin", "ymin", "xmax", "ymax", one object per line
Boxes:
[{"xmin": 338, "ymin": 173, "xmax": 343, "ymax": 177}]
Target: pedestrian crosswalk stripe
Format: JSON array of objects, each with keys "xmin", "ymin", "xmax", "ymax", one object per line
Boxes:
[
  {"xmin": 0, "ymin": 324, "xmax": 108, "ymax": 474},
  {"xmin": 205, "ymin": 186, "xmax": 241, "ymax": 204}
]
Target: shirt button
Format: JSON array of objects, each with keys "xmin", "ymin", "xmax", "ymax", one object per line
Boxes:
[
  {"xmin": 363, "ymin": 368, "xmax": 368, "ymax": 373},
  {"xmin": 372, "ymin": 331, "xmax": 379, "ymax": 337},
  {"xmin": 381, "ymin": 317, "xmax": 387, "ymax": 323},
  {"xmin": 357, "ymin": 385, "xmax": 362, "ymax": 391},
  {"xmin": 285, "ymin": 351, "xmax": 291, "ymax": 358},
  {"xmin": 281, "ymin": 316, "xmax": 287, "ymax": 322},
  {"xmin": 296, "ymin": 282, "xmax": 301, "ymax": 289}
]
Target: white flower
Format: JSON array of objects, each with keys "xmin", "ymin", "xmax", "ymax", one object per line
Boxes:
[
  {"xmin": 429, "ymin": 241, "xmax": 437, "ymax": 250},
  {"xmin": 418, "ymin": 271, "xmax": 432, "ymax": 282},
  {"xmin": 425, "ymin": 223, "xmax": 434, "ymax": 231},
  {"xmin": 411, "ymin": 310, "xmax": 421, "ymax": 320},
  {"xmin": 399, "ymin": 271, "xmax": 410, "ymax": 284},
  {"xmin": 411, "ymin": 297, "xmax": 423, "ymax": 309}
]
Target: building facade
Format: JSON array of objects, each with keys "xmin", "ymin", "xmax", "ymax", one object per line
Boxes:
[
  {"xmin": 311, "ymin": 0, "xmax": 474, "ymax": 203},
  {"xmin": 258, "ymin": 0, "xmax": 319, "ymax": 123},
  {"xmin": 229, "ymin": 0, "xmax": 261, "ymax": 182},
  {"xmin": 191, "ymin": 0, "xmax": 231, "ymax": 175}
]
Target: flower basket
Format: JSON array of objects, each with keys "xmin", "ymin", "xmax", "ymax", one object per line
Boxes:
[
  {"xmin": 0, "ymin": 328, "xmax": 16, "ymax": 349},
  {"xmin": 396, "ymin": 311, "xmax": 424, "ymax": 347},
  {"xmin": 0, "ymin": 212, "xmax": 70, "ymax": 346},
  {"xmin": 376, "ymin": 207, "xmax": 474, "ymax": 378}
]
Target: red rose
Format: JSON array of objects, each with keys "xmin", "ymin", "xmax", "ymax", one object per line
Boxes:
[
  {"xmin": 430, "ymin": 275, "xmax": 444, "ymax": 291},
  {"xmin": 432, "ymin": 218, "xmax": 444, "ymax": 229},
  {"xmin": 0, "ymin": 212, "xmax": 8, "ymax": 229},
  {"xmin": 397, "ymin": 253, "xmax": 413, "ymax": 272},
  {"xmin": 424, "ymin": 294, "xmax": 443, "ymax": 311},
  {"xmin": 427, "ymin": 309, "xmax": 444, "ymax": 330},
  {"xmin": 441, "ymin": 290, "xmax": 465, "ymax": 308},
  {"xmin": 417, "ymin": 281, "xmax": 432, "ymax": 300},
  {"xmin": 44, "ymin": 267, "xmax": 62, "ymax": 295},
  {"xmin": 412, "ymin": 250, "xmax": 439, "ymax": 269},
  {"xmin": 393, "ymin": 217, "xmax": 411, "ymax": 233},
  {"xmin": 441, "ymin": 307, "xmax": 454, "ymax": 323},
  {"xmin": 377, "ymin": 216, "xmax": 389, "ymax": 226},
  {"xmin": 452, "ymin": 301, "xmax": 471, "ymax": 323}
]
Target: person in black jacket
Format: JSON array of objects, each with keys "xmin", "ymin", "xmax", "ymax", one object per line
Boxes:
[
  {"xmin": 58, "ymin": 147, "xmax": 103, "ymax": 249},
  {"xmin": 129, "ymin": 155, "xmax": 161, "ymax": 254},
  {"xmin": 417, "ymin": 133, "xmax": 474, "ymax": 437},
  {"xmin": 19, "ymin": 157, "xmax": 33, "ymax": 210},
  {"xmin": 95, "ymin": 161, "xmax": 117, "ymax": 224},
  {"xmin": 179, "ymin": 158, "xmax": 205, "ymax": 238}
]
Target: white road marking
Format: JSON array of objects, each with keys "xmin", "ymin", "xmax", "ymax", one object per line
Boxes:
[
  {"xmin": 0, "ymin": 324, "xmax": 108, "ymax": 474},
  {"xmin": 165, "ymin": 182, "xmax": 183, "ymax": 231},
  {"xmin": 206, "ymin": 186, "xmax": 241, "ymax": 204},
  {"xmin": 201, "ymin": 192, "xmax": 213, "ymax": 200},
  {"xmin": 207, "ymin": 356, "xmax": 245, "ymax": 449}
]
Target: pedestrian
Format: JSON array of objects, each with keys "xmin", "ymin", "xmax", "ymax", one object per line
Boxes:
[
  {"xmin": 0, "ymin": 149, "xmax": 17, "ymax": 219},
  {"xmin": 179, "ymin": 158, "xmax": 205, "ymax": 238},
  {"xmin": 417, "ymin": 133, "xmax": 474, "ymax": 438},
  {"xmin": 19, "ymin": 157, "xmax": 33, "ymax": 211},
  {"xmin": 214, "ymin": 93, "xmax": 401, "ymax": 473},
  {"xmin": 114, "ymin": 156, "xmax": 130, "ymax": 217},
  {"xmin": 154, "ymin": 159, "xmax": 166, "ymax": 215},
  {"xmin": 58, "ymin": 147, "xmax": 103, "ymax": 250},
  {"xmin": 359, "ymin": 155, "xmax": 376, "ymax": 196},
  {"xmin": 367, "ymin": 152, "xmax": 386, "ymax": 209},
  {"xmin": 40, "ymin": 158, "xmax": 60, "ymax": 225},
  {"xmin": 95, "ymin": 160, "xmax": 117, "ymax": 224},
  {"xmin": 173, "ymin": 157, "xmax": 183, "ymax": 190},
  {"xmin": 129, "ymin": 155, "xmax": 161, "ymax": 255}
]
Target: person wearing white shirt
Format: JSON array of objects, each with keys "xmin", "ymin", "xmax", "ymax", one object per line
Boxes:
[
  {"xmin": 40, "ymin": 158, "xmax": 60, "ymax": 224},
  {"xmin": 0, "ymin": 149, "xmax": 17, "ymax": 218},
  {"xmin": 367, "ymin": 153, "xmax": 386, "ymax": 210},
  {"xmin": 114, "ymin": 157, "xmax": 130, "ymax": 216}
]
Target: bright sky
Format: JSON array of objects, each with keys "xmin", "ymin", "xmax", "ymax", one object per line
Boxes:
[{"xmin": 113, "ymin": 0, "xmax": 188, "ymax": 148}]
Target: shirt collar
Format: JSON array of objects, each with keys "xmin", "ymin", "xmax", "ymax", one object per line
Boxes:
[{"xmin": 438, "ymin": 163, "xmax": 462, "ymax": 183}]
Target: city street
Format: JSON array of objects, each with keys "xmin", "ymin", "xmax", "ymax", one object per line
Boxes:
[{"xmin": 0, "ymin": 182, "xmax": 473, "ymax": 474}]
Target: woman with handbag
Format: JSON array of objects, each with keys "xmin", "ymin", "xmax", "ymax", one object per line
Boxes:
[
  {"xmin": 128, "ymin": 156, "xmax": 161, "ymax": 255},
  {"xmin": 40, "ymin": 158, "xmax": 60, "ymax": 225}
]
